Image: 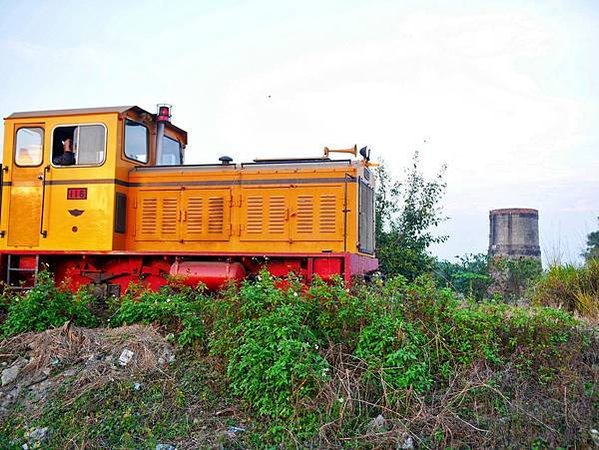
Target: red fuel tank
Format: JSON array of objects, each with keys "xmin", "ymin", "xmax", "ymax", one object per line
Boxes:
[{"xmin": 169, "ymin": 261, "xmax": 246, "ymax": 290}]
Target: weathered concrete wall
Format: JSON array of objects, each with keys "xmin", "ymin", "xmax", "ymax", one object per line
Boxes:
[
  {"xmin": 488, "ymin": 208, "xmax": 542, "ymax": 299},
  {"xmin": 489, "ymin": 208, "xmax": 541, "ymax": 260}
]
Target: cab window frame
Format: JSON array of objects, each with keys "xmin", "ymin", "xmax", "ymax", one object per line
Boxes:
[
  {"xmin": 123, "ymin": 119, "xmax": 150, "ymax": 165},
  {"xmin": 14, "ymin": 125, "xmax": 45, "ymax": 168},
  {"xmin": 50, "ymin": 122, "xmax": 108, "ymax": 169}
]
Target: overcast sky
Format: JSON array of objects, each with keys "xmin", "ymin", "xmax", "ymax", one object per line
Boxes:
[{"xmin": 0, "ymin": 0, "xmax": 597, "ymax": 263}]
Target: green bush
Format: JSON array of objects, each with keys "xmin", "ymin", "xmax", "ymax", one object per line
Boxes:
[
  {"xmin": 1, "ymin": 271, "xmax": 97, "ymax": 338},
  {"xmin": 111, "ymin": 285, "xmax": 206, "ymax": 347},
  {"xmin": 351, "ymin": 275, "xmax": 579, "ymax": 389},
  {"xmin": 435, "ymin": 253, "xmax": 492, "ymax": 300},
  {"xmin": 208, "ymin": 271, "xmax": 293, "ymax": 357},
  {"xmin": 210, "ymin": 272, "xmax": 328, "ymax": 420},
  {"xmin": 308, "ymin": 275, "xmax": 377, "ymax": 345},
  {"xmin": 355, "ymin": 314, "xmax": 431, "ymax": 392},
  {"xmin": 498, "ymin": 305, "xmax": 578, "ymax": 376},
  {"xmin": 227, "ymin": 303, "xmax": 329, "ymax": 418},
  {"xmin": 208, "ymin": 271, "xmax": 583, "ymax": 435},
  {"xmin": 385, "ymin": 276, "xmax": 502, "ymax": 367},
  {"xmin": 491, "ymin": 256, "xmax": 543, "ymax": 300}
]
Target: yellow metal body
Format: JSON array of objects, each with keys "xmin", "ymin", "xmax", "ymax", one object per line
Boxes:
[
  {"xmin": 126, "ymin": 163, "xmax": 361, "ymax": 255},
  {"xmin": 0, "ymin": 106, "xmax": 375, "ymax": 260}
]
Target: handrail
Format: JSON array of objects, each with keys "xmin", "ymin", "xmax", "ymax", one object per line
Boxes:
[
  {"xmin": 39, "ymin": 165, "xmax": 50, "ymax": 238},
  {"xmin": 0, "ymin": 165, "xmax": 5, "ymax": 237}
]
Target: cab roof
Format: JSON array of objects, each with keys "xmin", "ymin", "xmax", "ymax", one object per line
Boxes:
[
  {"xmin": 5, "ymin": 105, "xmax": 187, "ymax": 144},
  {"xmin": 6, "ymin": 105, "xmax": 139, "ymax": 119}
]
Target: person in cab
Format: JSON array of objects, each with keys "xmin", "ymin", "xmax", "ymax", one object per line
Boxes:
[{"xmin": 53, "ymin": 137, "xmax": 75, "ymax": 165}]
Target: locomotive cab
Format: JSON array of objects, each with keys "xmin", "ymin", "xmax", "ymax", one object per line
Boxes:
[{"xmin": 0, "ymin": 106, "xmax": 187, "ymax": 255}]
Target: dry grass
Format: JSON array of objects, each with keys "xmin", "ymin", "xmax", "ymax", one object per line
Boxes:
[
  {"xmin": 0, "ymin": 322, "xmax": 174, "ymax": 408},
  {"xmin": 314, "ymin": 337, "xmax": 598, "ymax": 449},
  {"xmin": 531, "ymin": 260, "xmax": 599, "ymax": 323}
]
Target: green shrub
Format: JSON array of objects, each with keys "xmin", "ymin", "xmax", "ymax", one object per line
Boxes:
[
  {"xmin": 435, "ymin": 253, "xmax": 492, "ymax": 300},
  {"xmin": 210, "ymin": 272, "xmax": 328, "ymax": 420},
  {"xmin": 491, "ymin": 256, "xmax": 543, "ymax": 300},
  {"xmin": 355, "ymin": 314, "xmax": 431, "ymax": 392},
  {"xmin": 498, "ymin": 305, "xmax": 579, "ymax": 376},
  {"xmin": 227, "ymin": 303, "xmax": 329, "ymax": 418},
  {"xmin": 353, "ymin": 275, "xmax": 579, "ymax": 387},
  {"xmin": 1, "ymin": 271, "xmax": 97, "ymax": 337},
  {"xmin": 308, "ymin": 275, "xmax": 377, "ymax": 345},
  {"xmin": 208, "ymin": 270, "xmax": 293, "ymax": 358},
  {"xmin": 111, "ymin": 285, "xmax": 206, "ymax": 347},
  {"xmin": 384, "ymin": 276, "xmax": 502, "ymax": 367}
]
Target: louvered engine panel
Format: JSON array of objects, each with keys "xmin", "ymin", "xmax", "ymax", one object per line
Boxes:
[
  {"xmin": 246, "ymin": 196, "xmax": 263, "ymax": 234},
  {"xmin": 268, "ymin": 196, "xmax": 286, "ymax": 234},
  {"xmin": 182, "ymin": 189, "xmax": 231, "ymax": 241},
  {"xmin": 186, "ymin": 197, "xmax": 203, "ymax": 235},
  {"xmin": 319, "ymin": 194, "xmax": 338, "ymax": 234},
  {"xmin": 161, "ymin": 197, "xmax": 179, "ymax": 237},
  {"xmin": 208, "ymin": 197, "xmax": 225, "ymax": 234},
  {"xmin": 135, "ymin": 190, "xmax": 181, "ymax": 241},
  {"xmin": 140, "ymin": 198, "xmax": 157, "ymax": 236},
  {"xmin": 241, "ymin": 189, "xmax": 289, "ymax": 241},
  {"xmin": 290, "ymin": 187, "xmax": 343, "ymax": 242},
  {"xmin": 296, "ymin": 195, "xmax": 314, "ymax": 235}
]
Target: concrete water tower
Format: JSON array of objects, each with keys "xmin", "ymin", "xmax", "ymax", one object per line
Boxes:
[{"xmin": 489, "ymin": 208, "xmax": 541, "ymax": 260}]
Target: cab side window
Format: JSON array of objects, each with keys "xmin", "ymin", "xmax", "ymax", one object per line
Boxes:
[
  {"xmin": 124, "ymin": 120, "xmax": 149, "ymax": 163},
  {"xmin": 15, "ymin": 127, "xmax": 44, "ymax": 167},
  {"xmin": 52, "ymin": 125, "xmax": 106, "ymax": 167},
  {"xmin": 77, "ymin": 125, "xmax": 106, "ymax": 164},
  {"xmin": 158, "ymin": 135, "xmax": 183, "ymax": 165}
]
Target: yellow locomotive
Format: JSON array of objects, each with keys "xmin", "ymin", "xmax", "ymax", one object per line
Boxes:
[{"xmin": 0, "ymin": 105, "xmax": 377, "ymax": 293}]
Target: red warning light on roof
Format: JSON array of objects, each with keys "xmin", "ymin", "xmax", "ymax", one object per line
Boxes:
[{"xmin": 157, "ymin": 104, "xmax": 171, "ymax": 123}]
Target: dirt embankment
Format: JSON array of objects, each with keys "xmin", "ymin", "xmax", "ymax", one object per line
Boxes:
[{"xmin": 0, "ymin": 324, "xmax": 245, "ymax": 449}]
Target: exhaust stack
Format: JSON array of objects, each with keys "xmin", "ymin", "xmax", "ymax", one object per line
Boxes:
[{"xmin": 155, "ymin": 104, "xmax": 171, "ymax": 163}]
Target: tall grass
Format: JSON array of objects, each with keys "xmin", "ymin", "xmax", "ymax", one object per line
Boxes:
[{"xmin": 531, "ymin": 259, "xmax": 599, "ymax": 321}]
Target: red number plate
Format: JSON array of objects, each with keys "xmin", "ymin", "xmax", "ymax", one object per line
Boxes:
[{"xmin": 67, "ymin": 188, "xmax": 87, "ymax": 200}]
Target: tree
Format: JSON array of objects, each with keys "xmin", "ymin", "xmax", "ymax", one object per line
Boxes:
[
  {"xmin": 583, "ymin": 217, "xmax": 599, "ymax": 261},
  {"xmin": 375, "ymin": 151, "xmax": 448, "ymax": 280},
  {"xmin": 435, "ymin": 253, "xmax": 491, "ymax": 300}
]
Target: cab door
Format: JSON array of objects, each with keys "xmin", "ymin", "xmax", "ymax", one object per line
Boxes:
[{"xmin": 7, "ymin": 126, "xmax": 46, "ymax": 247}]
